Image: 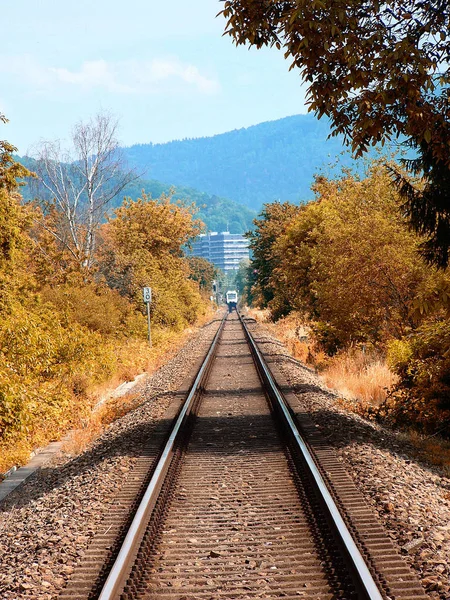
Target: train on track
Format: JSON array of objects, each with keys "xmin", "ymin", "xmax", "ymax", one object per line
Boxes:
[{"xmin": 225, "ymin": 289, "xmax": 238, "ymax": 312}]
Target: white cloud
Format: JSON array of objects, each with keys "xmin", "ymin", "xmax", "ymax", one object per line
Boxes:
[
  {"xmin": 0, "ymin": 54, "xmax": 220, "ymax": 96},
  {"xmin": 50, "ymin": 60, "xmax": 134, "ymax": 94},
  {"xmin": 137, "ymin": 58, "xmax": 220, "ymax": 95}
]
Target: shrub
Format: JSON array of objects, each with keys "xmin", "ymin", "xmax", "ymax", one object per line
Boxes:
[
  {"xmin": 386, "ymin": 338, "xmax": 413, "ymax": 371},
  {"xmin": 378, "ymin": 319, "xmax": 450, "ymax": 434}
]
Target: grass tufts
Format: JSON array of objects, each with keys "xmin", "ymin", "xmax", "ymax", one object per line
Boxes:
[{"xmin": 323, "ymin": 347, "xmax": 398, "ymax": 407}]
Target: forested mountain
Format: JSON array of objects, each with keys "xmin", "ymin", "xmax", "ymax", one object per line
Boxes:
[
  {"xmin": 18, "ymin": 113, "xmax": 370, "ymax": 232},
  {"xmin": 122, "ymin": 114, "xmax": 360, "ymax": 210},
  {"xmin": 18, "ymin": 156, "xmax": 256, "ymax": 234},
  {"xmin": 114, "ymin": 178, "xmax": 256, "ymax": 234}
]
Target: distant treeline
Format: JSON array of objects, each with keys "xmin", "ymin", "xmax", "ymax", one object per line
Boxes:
[
  {"xmin": 18, "ymin": 155, "xmax": 256, "ymax": 234},
  {"xmin": 122, "ymin": 114, "xmax": 373, "ymax": 210}
]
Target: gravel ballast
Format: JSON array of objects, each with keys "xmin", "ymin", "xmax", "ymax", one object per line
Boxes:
[
  {"xmin": 0, "ymin": 315, "xmax": 222, "ymax": 600},
  {"xmin": 1, "ymin": 312, "xmax": 449, "ymax": 600},
  {"xmin": 247, "ymin": 317, "xmax": 450, "ymax": 600}
]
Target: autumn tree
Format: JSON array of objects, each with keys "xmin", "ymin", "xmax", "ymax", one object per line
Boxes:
[
  {"xmin": 246, "ymin": 201, "xmax": 300, "ymax": 311},
  {"xmin": 0, "ymin": 117, "xmax": 213, "ymax": 471},
  {"xmin": 269, "ymin": 191, "xmax": 325, "ymax": 321},
  {"xmin": 248, "ymin": 161, "xmax": 450, "ymax": 350},
  {"xmin": 1, "ymin": 113, "xmax": 31, "ymax": 195},
  {"xmin": 31, "ymin": 112, "xmax": 136, "ymax": 270},
  {"xmin": 99, "ymin": 193, "xmax": 204, "ymax": 328},
  {"xmin": 0, "ymin": 117, "xmax": 114, "ymax": 463},
  {"xmin": 222, "ymin": 0, "xmax": 450, "ymax": 266},
  {"xmin": 299, "ymin": 167, "xmax": 431, "ymax": 348},
  {"xmin": 0, "ymin": 114, "xmax": 33, "ymax": 308},
  {"xmin": 187, "ymin": 256, "xmax": 218, "ymax": 291}
]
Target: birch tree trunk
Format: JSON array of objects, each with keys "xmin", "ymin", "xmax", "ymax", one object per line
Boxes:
[{"xmin": 31, "ymin": 112, "xmax": 137, "ymax": 270}]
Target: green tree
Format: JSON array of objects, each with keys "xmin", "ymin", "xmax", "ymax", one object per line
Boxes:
[
  {"xmin": 222, "ymin": 0, "xmax": 450, "ymax": 266},
  {"xmin": 234, "ymin": 258, "xmax": 252, "ymax": 304}
]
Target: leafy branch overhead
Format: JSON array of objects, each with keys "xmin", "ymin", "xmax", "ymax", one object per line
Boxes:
[{"xmin": 221, "ymin": 0, "xmax": 450, "ymax": 266}]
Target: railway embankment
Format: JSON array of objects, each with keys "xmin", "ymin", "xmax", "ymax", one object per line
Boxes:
[
  {"xmin": 246, "ymin": 316, "xmax": 450, "ymax": 600},
  {"xmin": 0, "ymin": 315, "xmax": 223, "ymax": 599},
  {"xmin": 0, "ymin": 311, "xmax": 447, "ymax": 599}
]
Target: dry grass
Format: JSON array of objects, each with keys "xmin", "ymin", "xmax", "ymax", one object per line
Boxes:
[
  {"xmin": 248, "ymin": 309, "xmax": 396, "ymax": 408},
  {"xmin": 323, "ymin": 348, "xmax": 398, "ymax": 408},
  {"xmin": 396, "ymin": 429, "xmax": 450, "ymax": 474},
  {"xmin": 247, "ymin": 310, "xmax": 319, "ymax": 365},
  {"xmin": 248, "ymin": 308, "xmax": 450, "ymax": 472},
  {"xmin": 247, "ymin": 308, "xmax": 271, "ymax": 323},
  {"xmin": 61, "ymin": 392, "xmax": 141, "ymax": 457},
  {"xmin": 60, "ymin": 308, "xmax": 216, "ymax": 458}
]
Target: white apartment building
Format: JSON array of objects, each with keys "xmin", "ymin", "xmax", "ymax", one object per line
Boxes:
[{"xmin": 191, "ymin": 232, "xmax": 249, "ymax": 272}]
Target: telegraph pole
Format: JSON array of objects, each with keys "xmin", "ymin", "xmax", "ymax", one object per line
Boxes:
[{"xmin": 143, "ymin": 287, "xmax": 152, "ymax": 346}]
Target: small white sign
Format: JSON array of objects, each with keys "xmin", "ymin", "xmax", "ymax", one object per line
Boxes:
[{"xmin": 143, "ymin": 287, "xmax": 152, "ymax": 303}]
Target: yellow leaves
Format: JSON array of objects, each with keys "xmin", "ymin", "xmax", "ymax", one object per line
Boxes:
[
  {"xmin": 412, "ymin": 296, "xmax": 431, "ymax": 317},
  {"xmin": 0, "ymin": 292, "xmax": 116, "ymax": 461},
  {"xmin": 424, "ymin": 129, "xmax": 432, "ymax": 144},
  {"xmin": 253, "ymin": 161, "xmax": 440, "ymax": 349},
  {"xmin": 0, "ymin": 182, "xmax": 209, "ymax": 472},
  {"xmin": 100, "ymin": 193, "xmax": 205, "ymax": 333}
]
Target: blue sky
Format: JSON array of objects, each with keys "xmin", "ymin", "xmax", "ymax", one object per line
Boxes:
[{"xmin": 1, "ymin": 0, "xmax": 308, "ymax": 153}]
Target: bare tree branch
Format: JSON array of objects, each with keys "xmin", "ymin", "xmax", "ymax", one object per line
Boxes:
[{"xmin": 30, "ymin": 111, "xmax": 138, "ymax": 270}]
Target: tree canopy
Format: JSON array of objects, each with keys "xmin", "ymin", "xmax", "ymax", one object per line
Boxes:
[
  {"xmin": 99, "ymin": 193, "xmax": 204, "ymax": 329},
  {"xmin": 222, "ymin": 0, "xmax": 450, "ymax": 266},
  {"xmin": 247, "ymin": 162, "xmax": 449, "ymax": 347},
  {"xmin": 0, "ymin": 116, "xmax": 209, "ymax": 473}
]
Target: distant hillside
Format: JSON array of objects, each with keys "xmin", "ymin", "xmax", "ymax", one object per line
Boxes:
[
  {"xmin": 114, "ymin": 178, "xmax": 256, "ymax": 233},
  {"xmin": 123, "ymin": 114, "xmax": 358, "ymax": 210},
  {"xmin": 17, "ymin": 156, "xmax": 256, "ymax": 234}
]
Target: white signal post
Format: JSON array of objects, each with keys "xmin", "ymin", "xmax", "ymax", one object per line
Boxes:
[{"xmin": 143, "ymin": 287, "xmax": 152, "ymax": 346}]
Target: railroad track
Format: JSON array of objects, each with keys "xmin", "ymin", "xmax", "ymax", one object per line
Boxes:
[{"xmin": 60, "ymin": 312, "xmax": 427, "ymax": 600}]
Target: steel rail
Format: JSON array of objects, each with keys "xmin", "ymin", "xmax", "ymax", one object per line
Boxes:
[
  {"xmin": 239, "ymin": 312, "xmax": 385, "ymax": 600},
  {"xmin": 97, "ymin": 313, "xmax": 227, "ymax": 600}
]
